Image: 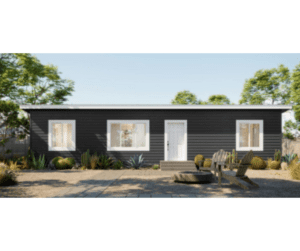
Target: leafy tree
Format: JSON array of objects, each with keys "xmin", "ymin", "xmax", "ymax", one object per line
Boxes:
[
  {"xmin": 290, "ymin": 63, "xmax": 300, "ymax": 122},
  {"xmin": 239, "ymin": 64, "xmax": 291, "ymax": 105},
  {"xmin": 283, "ymin": 120, "xmax": 300, "ymax": 140},
  {"xmin": 205, "ymin": 95, "xmax": 231, "ymax": 105},
  {"xmin": 0, "ymin": 53, "xmax": 75, "ymax": 155},
  {"xmin": 171, "ymin": 90, "xmax": 204, "ymax": 105}
]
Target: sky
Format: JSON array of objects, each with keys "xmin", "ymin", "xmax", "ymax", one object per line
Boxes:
[{"xmin": 34, "ymin": 53, "xmax": 300, "ymax": 126}]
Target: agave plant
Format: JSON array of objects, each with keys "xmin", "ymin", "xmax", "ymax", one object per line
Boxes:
[
  {"xmin": 127, "ymin": 154, "xmax": 146, "ymax": 169},
  {"xmin": 32, "ymin": 154, "xmax": 46, "ymax": 170},
  {"xmin": 282, "ymin": 153, "xmax": 297, "ymax": 165}
]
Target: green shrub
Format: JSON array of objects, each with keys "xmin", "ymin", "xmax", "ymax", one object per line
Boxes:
[
  {"xmin": 127, "ymin": 154, "xmax": 146, "ymax": 169},
  {"xmin": 32, "ymin": 154, "xmax": 46, "ymax": 170},
  {"xmin": 113, "ymin": 160, "xmax": 123, "ymax": 169},
  {"xmin": 81, "ymin": 149, "xmax": 91, "ymax": 169},
  {"xmin": 194, "ymin": 155, "xmax": 204, "ymax": 167},
  {"xmin": 268, "ymin": 160, "xmax": 281, "ymax": 170},
  {"xmin": 52, "ymin": 157, "xmax": 75, "ymax": 170},
  {"xmin": 250, "ymin": 156, "xmax": 267, "ymax": 170},
  {"xmin": 98, "ymin": 154, "xmax": 114, "ymax": 169},
  {"xmin": 0, "ymin": 165, "xmax": 18, "ymax": 186},
  {"xmin": 289, "ymin": 157, "xmax": 300, "ymax": 180},
  {"xmin": 203, "ymin": 159, "xmax": 212, "ymax": 167},
  {"xmin": 153, "ymin": 164, "xmax": 160, "ymax": 170}
]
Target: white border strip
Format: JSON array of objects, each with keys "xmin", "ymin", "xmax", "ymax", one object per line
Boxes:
[{"xmin": 20, "ymin": 104, "xmax": 293, "ymax": 110}]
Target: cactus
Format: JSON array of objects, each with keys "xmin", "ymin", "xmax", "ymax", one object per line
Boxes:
[
  {"xmin": 81, "ymin": 149, "xmax": 91, "ymax": 168},
  {"xmin": 274, "ymin": 149, "xmax": 282, "ymax": 162},
  {"xmin": 227, "ymin": 149, "xmax": 238, "ymax": 164}
]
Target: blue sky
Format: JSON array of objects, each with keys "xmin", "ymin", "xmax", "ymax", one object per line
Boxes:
[{"xmin": 34, "ymin": 54, "xmax": 300, "ymax": 105}]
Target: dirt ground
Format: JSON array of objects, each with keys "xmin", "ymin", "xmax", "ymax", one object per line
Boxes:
[
  {"xmin": 0, "ymin": 170, "xmax": 103, "ymax": 198},
  {"xmin": 1, "ymin": 168, "xmax": 300, "ymax": 198}
]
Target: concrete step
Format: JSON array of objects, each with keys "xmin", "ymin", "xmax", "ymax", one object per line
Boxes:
[{"xmin": 160, "ymin": 161, "xmax": 197, "ymax": 171}]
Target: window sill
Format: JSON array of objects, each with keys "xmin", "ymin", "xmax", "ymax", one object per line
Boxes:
[
  {"xmin": 107, "ymin": 148, "xmax": 150, "ymax": 151},
  {"xmin": 236, "ymin": 147, "xmax": 263, "ymax": 151},
  {"xmin": 49, "ymin": 148, "xmax": 76, "ymax": 151}
]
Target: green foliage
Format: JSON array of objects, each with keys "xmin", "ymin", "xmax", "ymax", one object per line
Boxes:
[
  {"xmin": 227, "ymin": 149, "xmax": 238, "ymax": 164},
  {"xmin": 52, "ymin": 156, "xmax": 74, "ymax": 170},
  {"xmin": 250, "ymin": 156, "xmax": 267, "ymax": 170},
  {"xmin": 203, "ymin": 159, "xmax": 212, "ymax": 167},
  {"xmin": 290, "ymin": 63, "xmax": 300, "ymax": 122},
  {"xmin": 206, "ymin": 95, "xmax": 231, "ymax": 105},
  {"xmin": 98, "ymin": 154, "xmax": 114, "ymax": 169},
  {"xmin": 194, "ymin": 154, "xmax": 204, "ymax": 167},
  {"xmin": 113, "ymin": 160, "xmax": 123, "ymax": 169},
  {"xmin": 171, "ymin": 90, "xmax": 204, "ymax": 105},
  {"xmin": 239, "ymin": 64, "xmax": 291, "ymax": 105},
  {"xmin": 0, "ymin": 53, "xmax": 75, "ymax": 154},
  {"xmin": 282, "ymin": 153, "xmax": 298, "ymax": 165},
  {"xmin": 81, "ymin": 149, "xmax": 91, "ymax": 168},
  {"xmin": 274, "ymin": 149, "xmax": 282, "ymax": 162},
  {"xmin": 283, "ymin": 120, "xmax": 300, "ymax": 139},
  {"xmin": 127, "ymin": 154, "xmax": 146, "ymax": 169},
  {"xmin": 0, "ymin": 53, "xmax": 75, "ymax": 105},
  {"xmin": 152, "ymin": 164, "xmax": 160, "ymax": 170},
  {"xmin": 289, "ymin": 157, "xmax": 300, "ymax": 180},
  {"xmin": 31, "ymin": 154, "xmax": 46, "ymax": 170}
]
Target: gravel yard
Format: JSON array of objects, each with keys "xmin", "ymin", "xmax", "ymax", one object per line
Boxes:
[{"xmin": 1, "ymin": 169, "xmax": 300, "ymax": 198}]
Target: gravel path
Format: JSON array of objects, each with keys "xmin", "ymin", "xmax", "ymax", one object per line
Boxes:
[{"xmin": 1, "ymin": 169, "xmax": 300, "ymax": 198}]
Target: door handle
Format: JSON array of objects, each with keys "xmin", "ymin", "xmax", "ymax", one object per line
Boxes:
[{"xmin": 167, "ymin": 141, "xmax": 169, "ymax": 151}]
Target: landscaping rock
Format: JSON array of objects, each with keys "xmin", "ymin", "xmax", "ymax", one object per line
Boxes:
[
  {"xmin": 173, "ymin": 171, "xmax": 213, "ymax": 184},
  {"xmin": 47, "ymin": 161, "xmax": 56, "ymax": 170},
  {"xmin": 281, "ymin": 162, "xmax": 288, "ymax": 170},
  {"xmin": 72, "ymin": 164, "xmax": 81, "ymax": 170}
]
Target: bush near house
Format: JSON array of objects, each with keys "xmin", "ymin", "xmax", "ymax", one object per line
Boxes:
[
  {"xmin": 113, "ymin": 160, "xmax": 123, "ymax": 169},
  {"xmin": 152, "ymin": 164, "xmax": 160, "ymax": 170},
  {"xmin": 194, "ymin": 154, "xmax": 204, "ymax": 167},
  {"xmin": 203, "ymin": 159, "xmax": 212, "ymax": 167},
  {"xmin": 289, "ymin": 157, "xmax": 300, "ymax": 180},
  {"xmin": 0, "ymin": 162, "xmax": 18, "ymax": 186},
  {"xmin": 250, "ymin": 156, "xmax": 267, "ymax": 170},
  {"xmin": 52, "ymin": 157, "xmax": 75, "ymax": 170}
]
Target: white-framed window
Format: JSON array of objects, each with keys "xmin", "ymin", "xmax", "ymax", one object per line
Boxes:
[
  {"xmin": 48, "ymin": 120, "xmax": 76, "ymax": 151},
  {"xmin": 107, "ymin": 120, "xmax": 150, "ymax": 151},
  {"xmin": 236, "ymin": 120, "xmax": 263, "ymax": 151}
]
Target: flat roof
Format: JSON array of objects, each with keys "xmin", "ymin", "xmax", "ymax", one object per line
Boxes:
[{"xmin": 20, "ymin": 104, "xmax": 292, "ymax": 112}]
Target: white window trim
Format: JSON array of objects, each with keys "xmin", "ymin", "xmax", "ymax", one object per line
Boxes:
[
  {"xmin": 107, "ymin": 120, "xmax": 150, "ymax": 151},
  {"xmin": 164, "ymin": 120, "xmax": 188, "ymax": 161},
  {"xmin": 48, "ymin": 120, "xmax": 76, "ymax": 151},
  {"xmin": 236, "ymin": 120, "xmax": 263, "ymax": 151}
]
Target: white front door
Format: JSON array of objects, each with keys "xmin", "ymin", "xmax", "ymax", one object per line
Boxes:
[{"xmin": 165, "ymin": 120, "xmax": 187, "ymax": 161}]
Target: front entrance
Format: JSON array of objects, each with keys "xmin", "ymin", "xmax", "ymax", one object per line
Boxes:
[{"xmin": 164, "ymin": 120, "xmax": 187, "ymax": 161}]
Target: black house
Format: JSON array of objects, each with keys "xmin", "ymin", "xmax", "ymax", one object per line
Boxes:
[{"xmin": 20, "ymin": 104, "xmax": 291, "ymax": 169}]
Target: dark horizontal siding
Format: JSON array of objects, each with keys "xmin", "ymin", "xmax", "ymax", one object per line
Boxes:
[{"xmin": 30, "ymin": 109, "xmax": 282, "ymax": 164}]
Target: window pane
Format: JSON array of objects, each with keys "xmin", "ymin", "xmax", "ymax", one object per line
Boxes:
[
  {"xmin": 134, "ymin": 124, "xmax": 146, "ymax": 147},
  {"xmin": 62, "ymin": 123, "xmax": 73, "ymax": 148},
  {"xmin": 121, "ymin": 124, "xmax": 134, "ymax": 147},
  {"xmin": 239, "ymin": 123, "xmax": 249, "ymax": 147},
  {"xmin": 111, "ymin": 123, "xmax": 121, "ymax": 147},
  {"xmin": 52, "ymin": 124, "xmax": 62, "ymax": 147},
  {"xmin": 250, "ymin": 123, "xmax": 259, "ymax": 147}
]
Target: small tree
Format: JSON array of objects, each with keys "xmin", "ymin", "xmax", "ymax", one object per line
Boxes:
[
  {"xmin": 171, "ymin": 90, "xmax": 204, "ymax": 105},
  {"xmin": 283, "ymin": 119, "xmax": 300, "ymax": 140},
  {"xmin": 206, "ymin": 95, "xmax": 231, "ymax": 105},
  {"xmin": 239, "ymin": 64, "xmax": 291, "ymax": 105}
]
